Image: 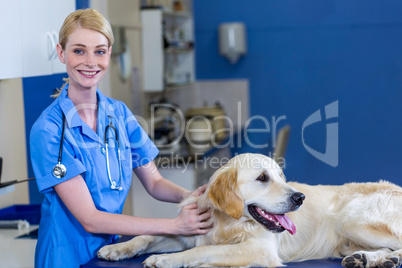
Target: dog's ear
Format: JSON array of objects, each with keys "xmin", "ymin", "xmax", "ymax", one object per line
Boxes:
[{"xmin": 207, "ymin": 168, "xmax": 244, "ymax": 220}]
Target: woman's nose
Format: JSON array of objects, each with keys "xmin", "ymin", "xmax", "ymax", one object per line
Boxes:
[{"xmin": 85, "ymin": 54, "xmax": 96, "ymax": 67}]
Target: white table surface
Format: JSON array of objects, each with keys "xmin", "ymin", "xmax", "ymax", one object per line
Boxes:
[{"xmin": 0, "ymin": 225, "xmax": 38, "ymax": 268}]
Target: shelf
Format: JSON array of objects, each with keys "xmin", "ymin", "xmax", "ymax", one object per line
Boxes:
[
  {"xmin": 166, "ymin": 82, "xmax": 193, "ymax": 89},
  {"xmin": 141, "ymin": 6, "xmax": 191, "ymax": 18},
  {"xmin": 165, "ymin": 47, "xmax": 193, "ymax": 54},
  {"xmin": 163, "ymin": 10, "xmax": 191, "ymax": 18}
]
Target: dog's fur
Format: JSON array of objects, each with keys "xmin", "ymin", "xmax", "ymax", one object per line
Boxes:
[{"xmin": 98, "ymin": 153, "xmax": 402, "ymax": 268}]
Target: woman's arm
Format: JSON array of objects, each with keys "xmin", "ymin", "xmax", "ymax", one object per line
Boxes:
[{"xmin": 54, "ymin": 174, "xmax": 212, "ymax": 236}]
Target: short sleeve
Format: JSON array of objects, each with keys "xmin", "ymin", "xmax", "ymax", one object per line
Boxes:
[
  {"xmin": 30, "ymin": 117, "xmax": 86, "ymax": 193},
  {"xmin": 119, "ymin": 104, "xmax": 159, "ymax": 168}
]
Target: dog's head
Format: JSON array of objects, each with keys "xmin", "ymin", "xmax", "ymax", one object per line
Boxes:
[{"xmin": 206, "ymin": 153, "xmax": 304, "ymax": 235}]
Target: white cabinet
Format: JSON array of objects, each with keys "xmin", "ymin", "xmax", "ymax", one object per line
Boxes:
[
  {"xmin": 0, "ymin": 0, "xmax": 75, "ymax": 80},
  {"xmin": 50, "ymin": 0, "xmax": 77, "ymax": 74},
  {"xmin": 141, "ymin": 9, "xmax": 164, "ymax": 92},
  {"xmin": 21, "ymin": 0, "xmax": 76, "ymax": 77},
  {"xmin": 141, "ymin": 8, "xmax": 195, "ymax": 92},
  {"xmin": 0, "ymin": 1, "xmax": 23, "ymax": 79}
]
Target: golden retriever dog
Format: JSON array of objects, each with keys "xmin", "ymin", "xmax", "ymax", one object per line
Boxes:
[{"xmin": 98, "ymin": 153, "xmax": 402, "ymax": 268}]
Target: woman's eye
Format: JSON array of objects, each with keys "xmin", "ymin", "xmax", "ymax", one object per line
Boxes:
[
  {"xmin": 96, "ymin": 50, "xmax": 106, "ymax": 55},
  {"xmin": 256, "ymin": 174, "xmax": 268, "ymax": 182},
  {"xmin": 74, "ymin": 49, "xmax": 84, "ymax": 54}
]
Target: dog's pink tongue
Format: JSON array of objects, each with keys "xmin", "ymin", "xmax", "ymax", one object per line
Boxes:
[{"xmin": 273, "ymin": 214, "xmax": 296, "ymax": 235}]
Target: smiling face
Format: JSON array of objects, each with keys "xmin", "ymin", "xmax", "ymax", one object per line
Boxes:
[{"xmin": 56, "ymin": 26, "xmax": 112, "ymax": 92}]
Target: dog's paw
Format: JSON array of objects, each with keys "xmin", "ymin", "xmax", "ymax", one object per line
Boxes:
[
  {"xmin": 342, "ymin": 253, "xmax": 368, "ymax": 268},
  {"xmin": 143, "ymin": 254, "xmax": 182, "ymax": 268},
  {"xmin": 376, "ymin": 253, "xmax": 401, "ymax": 268},
  {"xmin": 342, "ymin": 250, "xmax": 402, "ymax": 268},
  {"xmin": 97, "ymin": 244, "xmax": 135, "ymax": 261}
]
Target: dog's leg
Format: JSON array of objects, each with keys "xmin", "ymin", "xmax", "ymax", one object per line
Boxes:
[
  {"xmin": 338, "ymin": 226, "xmax": 402, "ymax": 268},
  {"xmin": 98, "ymin": 235, "xmax": 192, "ymax": 261},
  {"xmin": 143, "ymin": 241, "xmax": 284, "ymax": 268},
  {"xmin": 341, "ymin": 248, "xmax": 402, "ymax": 268},
  {"xmin": 338, "ymin": 217, "xmax": 402, "ymax": 268}
]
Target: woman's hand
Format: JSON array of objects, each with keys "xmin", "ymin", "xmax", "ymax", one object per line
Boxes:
[
  {"xmin": 184, "ymin": 184, "xmax": 208, "ymax": 200},
  {"xmin": 173, "ymin": 202, "xmax": 213, "ymax": 235}
]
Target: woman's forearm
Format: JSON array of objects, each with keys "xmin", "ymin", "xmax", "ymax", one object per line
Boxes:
[
  {"xmin": 149, "ymin": 177, "xmax": 191, "ymax": 203},
  {"xmin": 134, "ymin": 162, "xmax": 191, "ymax": 203},
  {"xmin": 83, "ymin": 211, "xmax": 180, "ymax": 236}
]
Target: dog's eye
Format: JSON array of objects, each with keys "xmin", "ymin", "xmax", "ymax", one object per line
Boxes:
[{"xmin": 256, "ymin": 174, "xmax": 268, "ymax": 182}]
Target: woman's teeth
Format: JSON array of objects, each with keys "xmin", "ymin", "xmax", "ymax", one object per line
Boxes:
[{"xmin": 81, "ymin": 71, "xmax": 97, "ymax": 75}]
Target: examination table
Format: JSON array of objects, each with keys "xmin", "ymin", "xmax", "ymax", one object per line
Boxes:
[{"xmin": 81, "ymin": 236, "xmax": 344, "ymax": 268}]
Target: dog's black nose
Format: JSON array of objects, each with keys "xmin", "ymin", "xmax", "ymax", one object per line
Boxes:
[{"xmin": 291, "ymin": 192, "xmax": 305, "ymax": 206}]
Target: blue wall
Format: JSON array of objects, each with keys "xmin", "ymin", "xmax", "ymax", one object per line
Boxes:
[
  {"xmin": 23, "ymin": 74, "xmax": 68, "ymax": 204},
  {"xmin": 25, "ymin": 0, "xmax": 402, "ymax": 203},
  {"xmin": 193, "ymin": 0, "xmax": 402, "ymax": 185}
]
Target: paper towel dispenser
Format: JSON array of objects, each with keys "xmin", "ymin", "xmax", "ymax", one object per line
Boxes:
[{"xmin": 218, "ymin": 22, "xmax": 247, "ymax": 64}]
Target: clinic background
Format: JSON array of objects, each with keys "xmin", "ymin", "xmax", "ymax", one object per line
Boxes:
[{"xmin": 3, "ymin": 0, "xmax": 402, "ymax": 205}]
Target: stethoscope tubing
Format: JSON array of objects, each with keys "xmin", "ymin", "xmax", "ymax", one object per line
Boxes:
[
  {"xmin": 58, "ymin": 113, "xmax": 66, "ymax": 164},
  {"xmin": 52, "ymin": 114, "xmax": 67, "ymax": 179},
  {"xmin": 105, "ymin": 118, "xmax": 123, "ymax": 191},
  {"xmin": 53, "ymin": 114, "xmax": 123, "ymax": 191}
]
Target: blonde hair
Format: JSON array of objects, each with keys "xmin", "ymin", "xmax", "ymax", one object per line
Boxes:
[{"xmin": 52, "ymin": 9, "xmax": 114, "ymax": 98}]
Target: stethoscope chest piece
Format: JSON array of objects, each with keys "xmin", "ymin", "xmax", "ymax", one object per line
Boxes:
[
  {"xmin": 110, "ymin": 180, "xmax": 122, "ymax": 191},
  {"xmin": 53, "ymin": 162, "xmax": 67, "ymax": 179}
]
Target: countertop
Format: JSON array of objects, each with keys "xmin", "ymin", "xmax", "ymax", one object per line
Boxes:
[
  {"xmin": 82, "ymin": 236, "xmax": 344, "ymax": 268},
  {"xmin": 0, "ymin": 225, "xmax": 38, "ymax": 268}
]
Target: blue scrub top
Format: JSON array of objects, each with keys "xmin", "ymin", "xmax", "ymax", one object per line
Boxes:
[{"xmin": 30, "ymin": 86, "xmax": 159, "ymax": 268}]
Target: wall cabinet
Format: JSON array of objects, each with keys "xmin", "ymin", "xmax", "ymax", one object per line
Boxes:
[
  {"xmin": 0, "ymin": 1, "xmax": 23, "ymax": 80},
  {"xmin": 0, "ymin": 0, "xmax": 75, "ymax": 80},
  {"xmin": 141, "ymin": 8, "xmax": 195, "ymax": 92}
]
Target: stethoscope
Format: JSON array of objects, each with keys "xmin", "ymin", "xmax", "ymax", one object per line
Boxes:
[
  {"xmin": 104, "ymin": 116, "xmax": 123, "ymax": 191},
  {"xmin": 52, "ymin": 114, "xmax": 123, "ymax": 191}
]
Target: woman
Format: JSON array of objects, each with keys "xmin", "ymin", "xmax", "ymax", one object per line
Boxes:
[{"xmin": 30, "ymin": 9, "xmax": 212, "ymax": 268}]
